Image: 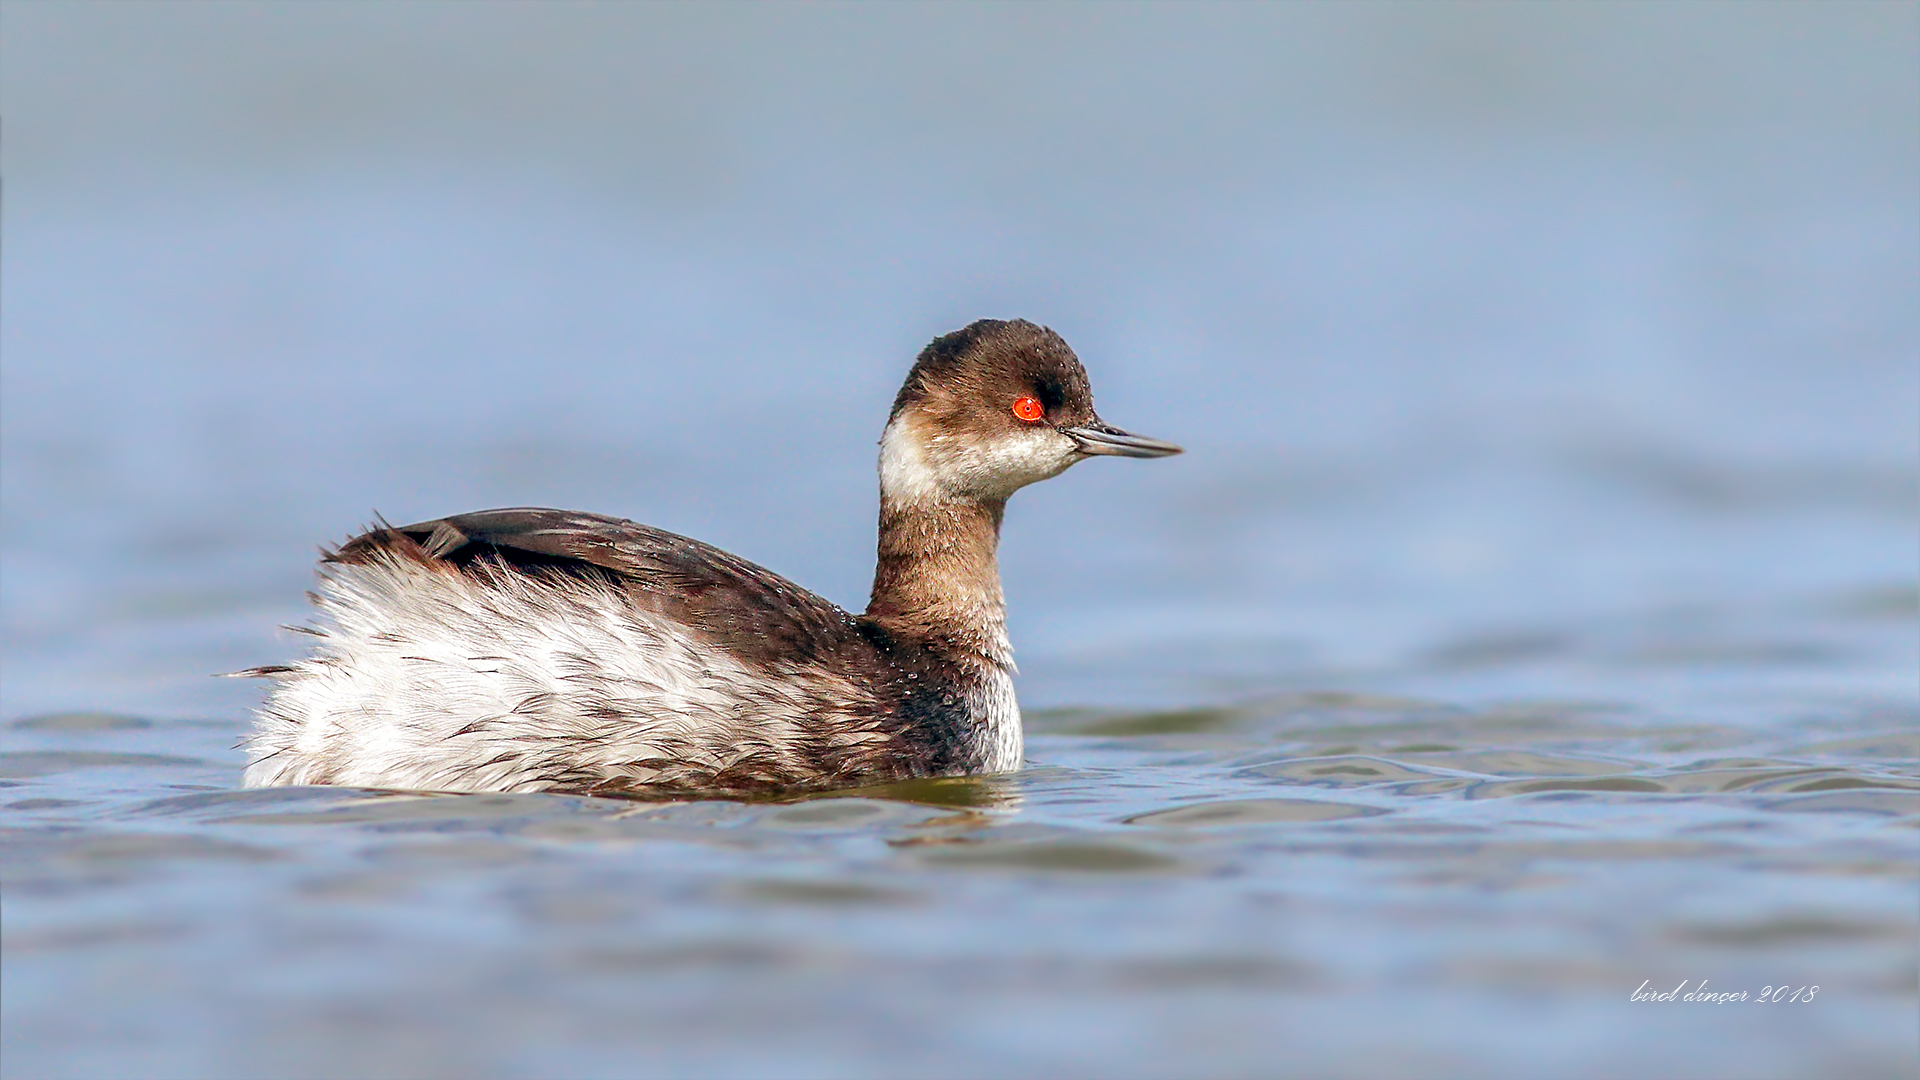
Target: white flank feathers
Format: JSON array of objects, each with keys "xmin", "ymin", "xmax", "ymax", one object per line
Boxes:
[{"xmin": 242, "ymin": 555, "xmax": 882, "ymax": 792}]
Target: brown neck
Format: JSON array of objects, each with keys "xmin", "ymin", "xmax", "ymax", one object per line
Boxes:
[{"xmin": 865, "ymin": 494, "xmax": 1011, "ymax": 664}]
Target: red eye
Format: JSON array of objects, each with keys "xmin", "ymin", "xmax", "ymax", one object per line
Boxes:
[{"xmin": 1012, "ymin": 395, "xmax": 1045, "ymax": 422}]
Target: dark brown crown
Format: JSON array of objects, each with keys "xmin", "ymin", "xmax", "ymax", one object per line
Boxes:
[{"xmin": 889, "ymin": 319, "xmax": 1097, "ymax": 429}]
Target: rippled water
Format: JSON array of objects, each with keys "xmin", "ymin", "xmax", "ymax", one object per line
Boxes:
[
  {"xmin": 6, "ymin": 642, "xmax": 1916, "ymax": 1077},
  {"xmin": 5, "ymin": 5, "xmax": 1919, "ymax": 1078}
]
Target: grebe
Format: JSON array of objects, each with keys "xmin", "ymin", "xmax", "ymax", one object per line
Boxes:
[{"xmin": 240, "ymin": 319, "xmax": 1180, "ymax": 795}]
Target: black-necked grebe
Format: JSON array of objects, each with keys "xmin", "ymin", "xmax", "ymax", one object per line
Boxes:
[{"xmin": 240, "ymin": 319, "xmax": 1181, "ymax": 795}]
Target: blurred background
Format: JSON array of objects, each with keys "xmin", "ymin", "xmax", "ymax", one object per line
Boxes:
[
  {"xmin": 4, "ymin": 1, "xmax": 1913, "ymax": 718},
  {"xmin": 2, "ymin": 6, "xmax": 1916, "ymax": 1078}
]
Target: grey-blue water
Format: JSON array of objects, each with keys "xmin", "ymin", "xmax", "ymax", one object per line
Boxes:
[{"xmin": 3, "ymin": 6, "xmax": 1916, "ymax": 1077}]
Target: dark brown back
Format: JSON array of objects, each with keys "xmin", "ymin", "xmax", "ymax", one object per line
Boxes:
[{"xmin": 333, "ymin": 508, "xmax": 862, "ymax": 668}]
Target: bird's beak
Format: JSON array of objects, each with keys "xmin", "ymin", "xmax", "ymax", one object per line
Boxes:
[{"xmin": 1061, "ymin": 421, "xmax": 1184, "ymax": 458}]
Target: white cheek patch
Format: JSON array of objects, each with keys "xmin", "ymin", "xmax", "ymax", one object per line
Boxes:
[
  {"xmin": 879, "ymin": 414, "xmax": 944, "ymax": 503},
  {"xmin": 882, "ymin": 413, "xmax": 1079, "ymax": 502},
  {"xmin": 961, "ymin": 428, "xmax": 1079, "ymax": 496}
]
